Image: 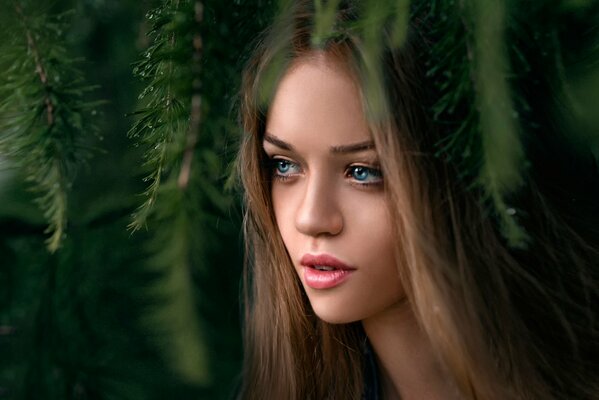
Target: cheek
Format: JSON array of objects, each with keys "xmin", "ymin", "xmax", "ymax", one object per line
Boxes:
[
  {"xmin": 344, "ymin": 191, "xmax": 394, "ymax": 251},
  {"xmin": 344, "ymin": 194, "xmax": 402, "ymax": 296},
  {"xmin": 271, "ymin": 184, "xmax": 299, "ymax": 247}
]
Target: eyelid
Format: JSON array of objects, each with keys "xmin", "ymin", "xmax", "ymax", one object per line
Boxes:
[
  {"xmin": 348, "ymin": 160, "xmax": 380, "ymax": 168},
  {"xmin": 270, "ymin": 155, "xmax": 302, "ymax": 168},
  {"xmin": 263, "ymin": 145, "xmax": 304, "ymax": 168},
  {"xmin": 346, "ymin": 162, "xmax": 382, "ymax": 173}
]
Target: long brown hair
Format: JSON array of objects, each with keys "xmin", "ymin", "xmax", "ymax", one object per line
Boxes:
[{"xmin": 237, "ymin": 1, "xmax": 599, "ymax": 399}]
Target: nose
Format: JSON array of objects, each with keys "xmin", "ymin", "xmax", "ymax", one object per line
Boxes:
[{"xmin": 295, "ymin": 176, "xmax": 343, "ymax": 237}]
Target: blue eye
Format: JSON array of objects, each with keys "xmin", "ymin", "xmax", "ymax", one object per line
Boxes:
[
  {"xmin": 276, "ymin": 160, "xmax": 292, "ymax": 173},
  {"xmin": 347, "ymin": 165, "xmax": 382, "ymax": 185},
  {"xmin": 271, "ymin": 158, "xmax": 301, "ymax": 178}
]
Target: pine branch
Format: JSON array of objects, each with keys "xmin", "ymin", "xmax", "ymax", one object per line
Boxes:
[
  {"xmin": 347, "ymin": 1, "xmax": 411, "ymax": 122},
  {"xmin": 424, "ymin": 0, "xmax": 529, "ymax": 247},
  {"xmin": 469, "ymin": 0, "xmax": 529, "ymax": 247},
  {"xmin": 128, "ymin": 0, "xmax": 194, "ymax": 229},
  {"xmin": 0, "ymin": 3, "xmax": 98, "ymax": 252},
  {"xmin": 128, "ymin": 0, "xmax": 212, "ymax": 384},
  {"xmin": 312, "ymin": 0, "xmax": 342, "ymax": 47},
  {"xmin": 14, "ymin": 3, "xmax": 54, "ymax": 126}
]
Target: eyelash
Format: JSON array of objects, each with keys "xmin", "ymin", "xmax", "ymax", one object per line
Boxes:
[{"xmin": 267, "ymin": 157, "xmax": 383, "ymax": 187}]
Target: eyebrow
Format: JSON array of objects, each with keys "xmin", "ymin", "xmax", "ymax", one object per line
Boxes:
[
  {"xmin": 330, "ymin": 140, "xmax": 375, "ymax": 154},
  {"xmin": 263, "ymin": 133, "xmax": 375, "ymax": 154},
  {"xmin": 263, "ymin": 133, "xmax": 294, "ymax": 151}
]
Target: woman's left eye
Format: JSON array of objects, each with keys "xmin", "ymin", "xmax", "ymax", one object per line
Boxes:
[
  {"xmin": 346, "ymin": 165, "xmax": 383, "ymax": 185},
  {"xmin": 270, "ymin": 158, "xmax": 301, "ymax": 178}
]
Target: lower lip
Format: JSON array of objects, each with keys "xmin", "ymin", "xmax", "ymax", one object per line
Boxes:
[{"xmin": 303, "ymin": 267, "xmax": 354, "ymax": 289}]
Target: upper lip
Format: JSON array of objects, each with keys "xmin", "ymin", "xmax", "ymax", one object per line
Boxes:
[{"xmin": 300, "ymin": 253, "xmax": 355, "ymax": 270}]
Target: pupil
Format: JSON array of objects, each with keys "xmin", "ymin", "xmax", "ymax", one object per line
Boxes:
[
  {"xmin": 354, "ymin": 167, "xmax": 367, "ymax": 180},
  {"xmin": 278, "ymin": 161, "xmax": 289, "ymax": 173}
]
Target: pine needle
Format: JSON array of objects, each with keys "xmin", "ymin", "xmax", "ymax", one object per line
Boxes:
[{"xmin": 0, "ymin": 3, "xmax": 98, "ymax": 252}]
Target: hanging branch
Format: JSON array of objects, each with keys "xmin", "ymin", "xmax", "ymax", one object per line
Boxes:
[
  {"xmin": 128, "ymin": 0, "xmax": 210, "ymax": 384},
  {"xmin": 0, "ymin": 2, "xmax": 99, "ymax": 252},
  {"xmin": 390, "ymin": 0, "xmax": 411, "ymax": 48},
  {"xmin": 326, "ymin": 0, "xmax": 406, "ymax": 127},
  {"xmin": 362, "ymin": 4, "xmax": 386, "ymax": 123},
  {"xmin": 470, "ymin": 0, "xmax": 528, "ymax": 247},
  {"xmin": 128, "ymin": 1, "xmax": 190, "ymax": 229},
  {"xmin": 312, "ymin": 0, "xmax": 342, "ymax": 47},
  {"xmin": 424, "ymin": 0, "xmax": 529, "ymax": 248}
]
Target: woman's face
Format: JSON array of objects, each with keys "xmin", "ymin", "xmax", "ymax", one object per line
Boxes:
[{"xmin": 263, "ymin": 54, "xmax": 404, "ymax": 324}]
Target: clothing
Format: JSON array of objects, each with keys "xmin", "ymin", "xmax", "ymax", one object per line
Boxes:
[{"xmin": 362, "ymin": 341, "xmax": 381, "ymax": 400}]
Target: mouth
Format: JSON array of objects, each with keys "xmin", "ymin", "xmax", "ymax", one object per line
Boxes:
[
  {"xmin": 300, "ymin": 253, "xmax": 355, "ymax": 271},
  {"xmin": 300, "ymin": 254, "xmax": 355, "ymax": 289}
]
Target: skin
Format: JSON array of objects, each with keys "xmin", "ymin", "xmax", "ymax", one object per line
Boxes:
[
  {"xmin": 263, "ymin": 53, "xmax": 459, "ymax": 400},
  {"xmin": 264, "ymin": 53, "xmax": 402, "ymax": 325}
]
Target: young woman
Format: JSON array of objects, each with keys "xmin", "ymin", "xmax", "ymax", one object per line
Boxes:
[{"xmin": 237, "ymin": 1, "xmax": 599, "ymax": 399}]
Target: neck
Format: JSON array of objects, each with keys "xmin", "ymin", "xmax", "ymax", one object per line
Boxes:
[{"xmin": 361, "ymin": 300, "xmax": 461, "ymax": 400}]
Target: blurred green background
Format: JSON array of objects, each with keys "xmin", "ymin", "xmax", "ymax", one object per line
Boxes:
[{"xmin": 0, "ymin": 0, "xmax": 276, "ymax": 399}]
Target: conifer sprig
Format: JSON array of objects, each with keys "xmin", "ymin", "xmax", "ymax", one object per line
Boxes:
[
  {"xmin": 128, "ymin": 0, "xmax": 197, "ymax": 229},
  {"xmin": 470, "ymin": 0, "xmax": 529, "ymax": 247},
  {"xmin": 312, "ymin": 0, "xmax": 342, "ymax": 47},
  {"xmin": 0, "ymin": 2, "xmax": 98, "ymax": 252}
]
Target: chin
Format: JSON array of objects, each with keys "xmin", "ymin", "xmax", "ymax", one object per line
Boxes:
[{"xmin": 310, "ymin": 302, "xmax": 363, "ymax": 325}]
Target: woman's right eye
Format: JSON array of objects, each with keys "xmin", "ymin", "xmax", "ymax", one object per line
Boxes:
[{"xmin": 270, "ymin": 158, "xmax": 301, "ymax": 180}]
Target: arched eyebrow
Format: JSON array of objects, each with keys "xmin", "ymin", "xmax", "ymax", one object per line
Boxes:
[
  {"xmin": 264, "ymin": 133, "xmax": 293, "ymax": 151},
  {"xmin": 264, "ymin": 133, "xmax": 374, "ymax": 154},
  {"xmin": 330, "ymin": 140, "xmax": 375, "ymax": 154}
]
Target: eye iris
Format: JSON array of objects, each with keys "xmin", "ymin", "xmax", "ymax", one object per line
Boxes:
[
  {"xmin": 277, "ymin": 160, "xmax": 290, "ymax": 173},
  {"xmin": 353, "ymin": 167, "xmax": 369, "ymax": 181}
]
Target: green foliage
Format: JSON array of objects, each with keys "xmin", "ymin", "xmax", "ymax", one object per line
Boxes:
[
  {"xmin": 469, "ymin": 0, "xmax": 529, "ymax": 247},
  {"xmin": 127, "ymin": 0, "xmax": 223, "ymax": 385},
  {"xmin": 128, "ymin": 0, "xmax": 195, "ymax": 229},
  {"xmin": 0, "ymin": 3, "xmax": 100, "ymax": 252},
  {"xmin": 425, "ymin": 0, "xmax": 521, "ymax": 244},
  {"xmin": 358, "ymin": 0, "xmax": 411, "ymax": 123},
  {"xmin": 423, "ymin": 0, "xmax": 599, "ymax": 247},
  {"xmin": 126, "ymin": 0, "xmax": 276, "ymax": 395},
  {"xmin": 424, "ymin": 0, "xmax": 527, "ymax": 247},
  {"xmin": 0, "ymin": 220, "xmax": 220, "ymax": 400},
  {"xmin": 312, "ymin": 0, "xmax": 342, "ymax": 47},
  {"xmin": 1, "ymin": 0, "xmax": 275, "ymax": 398},
  {"xmin": 139, "ymin": 183, "xmax": 211, "ymax": 385}
]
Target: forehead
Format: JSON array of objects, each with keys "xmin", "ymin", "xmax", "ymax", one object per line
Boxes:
[{"xmin": 265, "ymin": 54, "xmax": 371, "ymax": 148}]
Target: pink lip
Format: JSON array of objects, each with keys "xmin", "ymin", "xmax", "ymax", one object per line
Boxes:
[{"xmin": 300, "ymin": 254, "xmax": 355, "ymax": 289}]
